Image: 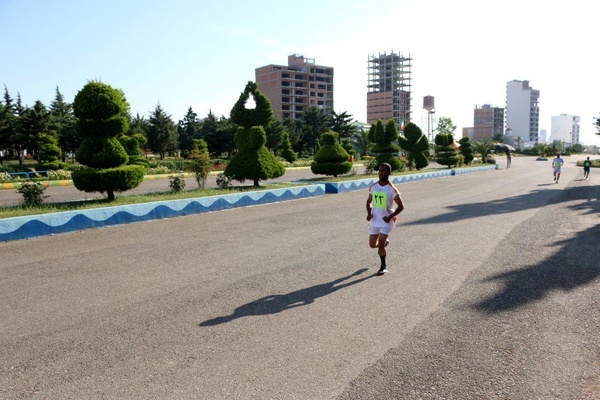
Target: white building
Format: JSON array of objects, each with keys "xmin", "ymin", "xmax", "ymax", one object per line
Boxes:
[
  {"xmin": 550, "ymin": 114, "xmax": 580, "ymax": 145},
  {"xmin": 505, "ymin": 80, "xmax": 540, "ymax": 145},
  {"xmin": 539, "ymin": 129, "xmax": 548, "ymax": 143}
]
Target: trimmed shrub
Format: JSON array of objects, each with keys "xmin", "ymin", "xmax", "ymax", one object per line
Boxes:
[
  {"xmin": 71, "ymin": 165, "xmax": 145, "ymax": 194},
  {"xmin": 399, "ymin": 122, "xmax": 430, "ymax": 170},
  {"xmin": 311, "ymin": 130, "xmax": 352, "ymax": 177},
  {"xmin": 72, "ymin": 81, "xmax": 145, "ymax": 201},
  {"xmin": 434, "ymin": 133, "xmax": 460, "ymax": 168},
  {"xmin": 225, "ymin": 82, "xmax": 285, "ymax": 187},
  {"xmin": 458, "ymin": 136, "xmax": 474, "ymax": 165}
]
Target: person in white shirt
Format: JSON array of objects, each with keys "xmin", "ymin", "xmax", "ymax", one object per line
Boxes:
[
  {"xmin": 552, "ymin": 153, "xmax": 564, "ymax": 183},
  {"xmin": 366, "ymin": 163, "xmax": 405, "ymax": 275}
]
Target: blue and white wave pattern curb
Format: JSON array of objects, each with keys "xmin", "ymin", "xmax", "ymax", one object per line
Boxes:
[
  {"xmin": 0, "ymin": 184, "xmax": 325, "ymax": 242},
  {"xmin": 324, "ymin": 168, "xmax": 467, "ymax": 194}
]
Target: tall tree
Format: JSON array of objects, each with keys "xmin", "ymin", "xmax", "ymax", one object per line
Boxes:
[
  {"xmin": 215, "ymin": 116, "xmax": 237, "ymax": 157},
  {"xmin": 329, "ymin": 110, "xmax": 356, "ymax": 142},
  {"xmin": 178, "ymin": 107, "xmax": 201, "ymax": 154},
  {"xmin": 20, "ymin": 100, "xmax": 50, "ymax": 161},
  {"xmin": 146, "ymin": 104, "xmax": 178, "ymax": 159},
  {"xmin": 299, "ymin": 106, "xmax": 330, "ymax": 154},
  {"xmin": 264, "ymin": 118, "xmax": 285, "ymax": 152},
  {"xmin": 436, "ymin": 117, "xmax": 457, "ymax": 136},
  {"xmin": 199, "ymin": 110, "xmax": 219, "ymax": 154},
  {"xmin": 48, "ymin": 87, "xmax": 77, "ymax": 162}
]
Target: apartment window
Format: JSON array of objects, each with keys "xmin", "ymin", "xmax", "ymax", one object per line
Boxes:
[
  {"xmin": 282, "ymin": 97, "xmax": 290, "ymax": 103},
  {"xmin": 282, "ymin": 73, "xmax": 289, "ymax": 78},
  {"xmin": 295, "ymin": 105, "xmax": 304, "ymax": 111}
]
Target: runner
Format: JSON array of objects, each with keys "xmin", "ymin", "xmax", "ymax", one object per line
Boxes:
[
  {"xmin": 583, "ymin": 156, "xmax": 592, "ymax": 180},
  {"xmin": 552, "ymin": 153, "xmax": 564, "ymax": 183},
  {"xmin": 366, "ymin": 163, "xmax": 405, "ymax": 275}
]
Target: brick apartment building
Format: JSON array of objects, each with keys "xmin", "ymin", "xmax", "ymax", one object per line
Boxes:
[{"xmin": 255, "ymin": 54, "xmax": 334, "ymax": 121}]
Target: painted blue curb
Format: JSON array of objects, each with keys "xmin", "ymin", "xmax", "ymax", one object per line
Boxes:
[
  {"xmin": 322, "ymin": 166, "xmax": 496, "ymax": 194},
  {"xmin": 322, "ymin": 170, "xmax": 452, "ymax": 194},
  {"xmin": 451, "ymin": 164, "xmax": 498, "ymax": 175},
  {"xmin": 0, "ymin": 184, "xmax": 325, "ymax": 242}
]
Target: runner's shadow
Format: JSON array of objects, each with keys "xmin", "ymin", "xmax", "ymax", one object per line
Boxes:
[{"xmin": 200, "ymin": 268, "xmax": 374, "ymax": 326}]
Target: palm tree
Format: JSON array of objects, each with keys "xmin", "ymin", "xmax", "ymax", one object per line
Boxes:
[
  {"xmin": 350, "ymin": 129, "xmax": 370, "ymax": 156},
  {"xmin": 473, "ymin": 138, "xmax": 495, "ymax": 163}
]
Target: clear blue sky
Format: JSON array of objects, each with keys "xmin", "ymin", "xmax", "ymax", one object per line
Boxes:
[{"xmin": 2, "ymin": 0, "xmax": 599, "ymax": 144}]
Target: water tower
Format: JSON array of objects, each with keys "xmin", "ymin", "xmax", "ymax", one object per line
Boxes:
[{"xmin": 423, "ymin": 95, "xmax": 436, "ymax": 142}]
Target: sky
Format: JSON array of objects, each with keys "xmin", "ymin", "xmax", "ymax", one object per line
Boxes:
[{"xmin": 2, "ymin": 0, "xmax": 600, "ymax": 145}]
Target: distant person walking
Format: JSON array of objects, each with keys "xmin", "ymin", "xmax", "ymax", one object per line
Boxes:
[
  {"xmin": 366, "ymin": 163, "xmax": 405, "ymax": 275},
  {"xmin": 583, "ymin": 157, "xmax": 592, "ymax": 180},
  {"xmin": 552, "ymin": 153, "xmax": 564, "ymax": 183}
]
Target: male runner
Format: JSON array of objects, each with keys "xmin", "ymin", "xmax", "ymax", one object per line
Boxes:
[
  {"xmin": 552, "ymin": 153, "xmax": 564, "ymax": 183},
  {"xmin": 366, "ymin": 163, "xmax": 404, "ymax": 275},
  {"xmin": 583, "ymin": 156, "xmax": 592, "ymax": 180}
]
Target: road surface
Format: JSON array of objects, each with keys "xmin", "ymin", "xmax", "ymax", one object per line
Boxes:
[{"xmin": 1, "ymin": 155, "xmax": 598, "ymax": 399}]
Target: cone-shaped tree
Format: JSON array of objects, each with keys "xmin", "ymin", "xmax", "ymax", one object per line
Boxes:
[
  {"xmin": 434, "ymin": 133, "xmax": 460, "ymax": 168},
  {"xmin": 458, "ymin": 136, "xmax": 474, "ymax": 165},
  {"xmin": 279, "ymin": 131, "xmax": 297, "ymax": 163},
  {"xmin": 398, "ymin": 122, "xmax": 429, "ymax": 170},
  {"xmin": 368, "ymin": 119, "xmax": 401, "ymax": 171},
  {"xmin": 225, "ymin": 82, "xmax": 285, "ymax": 187},
  {"xmin": 72, "ymin": 81, "xmax": 144, "ymax": 201},
  {"xmin": 311, "ymin": 130, "xmax": 352, "ymax": 177}
]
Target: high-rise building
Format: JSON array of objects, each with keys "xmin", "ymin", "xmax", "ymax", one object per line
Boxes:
[
  {"xmin": 505, "ymin": 80, "xmax": 540, "ymax": 144},
  {"xmin": 367, "ymin": 51, "xmax": 412, "ymax": 129},
  {"xmin": 551, "ymin": 114, "xmax": 580, "ymax": 145},
  {"xmin": 255, "ymin": 54, "xmax": 334, "ymax": 121},
  {"xmin": 472, "ymin": 104, "xmax": 504, "ymax": 140}
]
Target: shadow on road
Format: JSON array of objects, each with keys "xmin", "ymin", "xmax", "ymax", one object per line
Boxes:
[
  {"xmin": 405, "ymin": 185, "xmax": 599, "ymax": 226},
  {"xmin": 474, "ymin": 185, "xmax": 600, "ymax": 313},
  {"xmin": 199, "ymin": 268, "xmax": 375, "ymax": 327}
]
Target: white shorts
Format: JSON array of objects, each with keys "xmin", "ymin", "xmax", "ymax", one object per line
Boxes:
[{"xmin": 369, "ymin": 225, "xmax": 393, "ymax": 236}]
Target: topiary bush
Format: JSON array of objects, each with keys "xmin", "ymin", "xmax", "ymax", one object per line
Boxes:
[
  {"xmin": 72, "ymin": 81, "xmax": 145, "ymax": 201},
  {"xmin": 458, "ymin": 136, "xmax": 474, "ymax": 165},
  {"xmin": 434, "ymin": 133, "xmax": 460, "ymax": 168},
  {"xmin": 398, "ymin": 122, "xmax": 430, "ymax": 170},
  {"xmin": 225, "ymin": 81, "xmax": 285, "ymax": 187},
  {"xmin": 368, "ymin": 119, "xmax": 402, "ymax": 171},
  {"xmin": 310, "ymin": 130, "xmax": 352, "ymax": 177}
]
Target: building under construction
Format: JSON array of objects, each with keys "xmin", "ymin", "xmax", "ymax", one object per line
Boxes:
[{"xmin": 367, "ymin": 51, "xmax": 412, "ymax": 129}]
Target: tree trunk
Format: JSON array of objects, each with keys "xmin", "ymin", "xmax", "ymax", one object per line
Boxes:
[
  {"xmin": 253, "ymin": 178, "xmax": 259, "ymax": 187},
  {"xmin": 107, "ymin": 189, "xmax": 115, "ymax": 201}
]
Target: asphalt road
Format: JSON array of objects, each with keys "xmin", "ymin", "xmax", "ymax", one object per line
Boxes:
[{"xmin": 1, "ymin": 155, "xmax": 598, "ymax": 399}]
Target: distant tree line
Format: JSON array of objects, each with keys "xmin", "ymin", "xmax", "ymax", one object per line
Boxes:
[{"xmin": 0, "ymin": 84, "xmax": 360, "ymax": 165}]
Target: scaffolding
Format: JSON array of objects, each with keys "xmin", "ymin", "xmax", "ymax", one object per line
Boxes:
[{"xmin": 367, "ymin": 51, "xmax": 412, "ymax": 128}]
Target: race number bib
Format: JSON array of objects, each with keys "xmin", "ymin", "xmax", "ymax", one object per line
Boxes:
[{"xmin": 372, "ymin": 191, "xmax": 387, "ymax": 209}]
